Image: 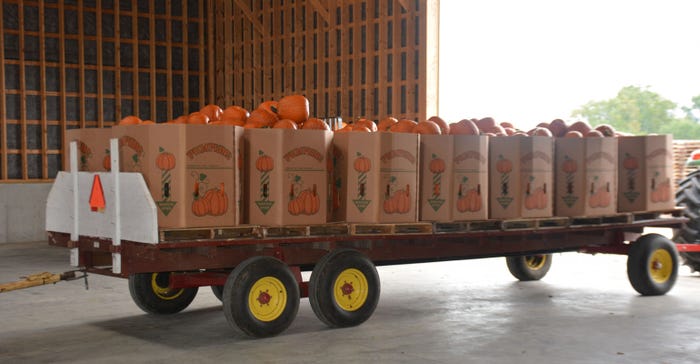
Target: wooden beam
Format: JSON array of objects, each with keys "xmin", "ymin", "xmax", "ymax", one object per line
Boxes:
[
  {"xmin": 308, "ymin": 0, "xmax": 330, "ymax": 25},
  {"xmin": 234, "ymin": 0, "xmax": 267, "ymax": 37},
  {"xmin": 397, "ymin": 0, "xmax": 410, "ymax": 12}
]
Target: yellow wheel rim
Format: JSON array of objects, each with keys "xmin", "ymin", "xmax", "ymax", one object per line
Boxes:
[
  {"xmin": 248, "ymin": 276, "xmax": 287, "ymax": 322},
  {"xmin": 333, "ymin": 268, "xmax": 369, "ymax": 312},
  {"xmin": 525, "ymin": 255, "xmax": 547, "ymax": 270},
  {"xmin": 649, "ymin": 249, "xmax": 673, "ymax": 283},
  {"xmin": 150, "ymin": 273, "xmax": 184, "ymax": 301}
]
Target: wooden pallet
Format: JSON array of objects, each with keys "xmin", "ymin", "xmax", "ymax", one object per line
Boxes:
[
  {"xmin": 501, "ymin": 217, "xmax": 569, "ymax": 231},
  {"xmin": 160, "ymin": 226, "xmax": 260, "ymax": 242},
  {"xmin": 432, "ymin": 220, "xmax": 502, "ymax": 233},
  {"xmin": 349, "ymin": 223, "xmax": 433, "ymax": 236},
  {"xmin": 570, "ymin": 214, "xmax": 631, "ymax": 227}
]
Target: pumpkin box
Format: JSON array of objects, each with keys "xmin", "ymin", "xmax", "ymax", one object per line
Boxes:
[
  {"xmin": 113, "ymin": 124, "xmax": 243, "ymax": 228},
  {"xmin": 419, "ymin": 135, "xmax": 489, "ymax": 221},
  {"xmin": 489, "ymin": 136, "xmax": 554, "ymax": 219},
  {"xmin": 246, "ymin": 128, "xmax": 332, "ymax": 226},
  {"xmin": 63, "ymin": 127, "xmax": 114, "ymax": 172},
  {"xmin": 332, "ymin": 132, "xmax": 419, "ymax": 223},
  {"xmin": 617, "ymin": 134, "xmax": 674, "ymax": 212},
  {"xmin": 554, "ymin": 137, "xmax": 617, "ymax": 217}
]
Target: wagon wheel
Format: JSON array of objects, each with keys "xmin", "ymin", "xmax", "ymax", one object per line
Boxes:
[
  {"xmin": 627, "ymin": 234, "xmax": 679, "ymax": 296},
  {"xmin": 506, "ymin": 254, "xmax": 552, "ymax": 281},
  {"xmin": 309, "ymin": 249, "xmax": 380, "ymax": 328},
  {"xmin": 211, "ymin": 285, "xmax": 224, "ymax": 301},
  {"xmin": 222, "ymin": 256, "xmax": 300, "ymax": 338},
  {"xmin": 128, "ymin": 272, "xmax": 198, "ymax": 314},
  {"xmin": 672, "ymin": 169, "xmax": 700, "ymax": 272}
]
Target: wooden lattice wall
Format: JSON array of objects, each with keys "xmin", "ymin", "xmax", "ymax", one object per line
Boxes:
[
  {"xmin": 210, "ymin": 0, "xmax": 439, "ymax": 122},
  {"xmin": 0, "ymin": 0, "xmax": 210, "ymax": 181}
]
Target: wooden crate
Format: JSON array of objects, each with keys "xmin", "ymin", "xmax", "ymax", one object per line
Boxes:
[
  {"xmin": 210, "ymin": 0, "xmax": 438, "ymax": 122},
  {"xmin": 0, "ymin": 0, "xmax": 210, "ymax": 181},
  {"xmin": 673, "ymin": 139, "xmax": 700, "ymax": 185}
]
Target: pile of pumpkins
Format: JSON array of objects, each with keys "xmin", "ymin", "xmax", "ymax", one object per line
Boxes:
[{"xmin": 116, "ymin": 93, "xmax": 622, "ymax": 141}]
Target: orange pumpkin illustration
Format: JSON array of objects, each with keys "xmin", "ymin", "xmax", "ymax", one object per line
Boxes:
[
  {"xmin": 256, "ymin": 154, "xmax": 274, "ymax": 172},
  {"xmin": 496, "ymin": 157, "xmax": 512, "ymax": 174},
  {"xmin": 353, "ymin": 155, "xmax": 371, "ymax": 173},
  {"xmin": 429, "ymin": 157, "xmax": 446, "ymax": 174},
  {"xmin": 156, "ymin": 150, "xmax": 176, "ymax": 171}
]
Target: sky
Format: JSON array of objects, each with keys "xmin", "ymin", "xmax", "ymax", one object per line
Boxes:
[{"xmin": 438, "ymin": 0, "xmax": 700, "ymax": 130}]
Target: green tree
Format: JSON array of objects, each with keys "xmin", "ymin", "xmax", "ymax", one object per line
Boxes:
[{"xmin": 573, "ymin": 86, "xmax": 700, "ymax": 139}]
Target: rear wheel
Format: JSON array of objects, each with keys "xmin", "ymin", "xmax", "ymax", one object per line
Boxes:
[
  {"xmin": 222, "ymin": 256, "xmax": 300, "ymax": 338},
  {"xmin": 627, "ymin": 234, "xmax": 679, "ymax": 296},
  {"xmin": 506, "ymin": 254, "xmax": 552, "ymax": 281},
  {"xmin": 309, "ymin": 249, "xmax": 380, "ymax": 328},
  {"xmin": 128, "ymin": 272, "xmax": 198, "ymax": 314},
  {"xmin": 672, "ymin": 169, "xmax": 700, "ymax": 272}
]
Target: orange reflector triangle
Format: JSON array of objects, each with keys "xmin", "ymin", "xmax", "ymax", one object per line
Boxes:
[{"xmin": 89, "ymin": 175, "xmax": 106, "ymax": 212}]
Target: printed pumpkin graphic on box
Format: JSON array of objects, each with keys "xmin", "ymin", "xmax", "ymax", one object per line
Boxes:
[
  {"xmin": 353, "ymin": 152, "xmax": 372, "ymax": 213},
  {"xmin": 495, "ymin": 154, "xmax": 514, "ymax": 209},
  {"xmin": 155, "ymin": 147, "xmax": 177, "ymax": 216},
  {"xmin": 254, "ymin": 151, "xmax": 275, "ymax": 215},
  {"xmin": 622, "ymin": 153, "xmax": 640, "ymax": 203},
  {"xmin": 383, "ymin": 177, "xmax": 411, "ymax": 215},
  {"xmin": 524, "ymin": 180, "xmax": 548, "ymax": 210},
  {"xmin": 287, "ymin": 176, "xmax": 320, "ymax": 216},
  {"xmin": 456, "ymin": 178, "xmax": 482, "ymax": 213},
  {"xmin": 427, "ymin": 155, "xmax": 446, "ymax": 212},
  {"xmin": 191, "ymin": 174, "xmax": 229, "ymax": 217}
]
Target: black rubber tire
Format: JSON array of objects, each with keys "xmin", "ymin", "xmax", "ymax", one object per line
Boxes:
[
  {"xmin": 627, "ymin": 233, "xmax": 679, "ymax": 296},
  {"xmin": 128, "ymin": 272, "xmax": 198, "ymax": 315},
  {"xmin": 211, "ymin": 285, "xmax": 224, "ymax": 301},
  {"xmin": 506, "ymin": 254, "xmax": 552, "ymax": 281},
  {"xmin": 222, "ymin": 256, "xmax": 300, "ymax": 338},
  {"xmin": 672, "ymin": 169, "xmax": 700, "ymax": 272},
  {"xmin": 309, "ymin": 249, "xmax": 380, "ymax": 328}
]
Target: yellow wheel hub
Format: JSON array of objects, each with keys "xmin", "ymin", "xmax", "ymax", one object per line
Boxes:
[
  {"xmin": 525, "ymin": 255, "xmax": 547, "ymax": 270},
  {"xmin": 333, "ymin": 268, "xmax": 369, "ymax": 312},
  {"xmin": 248, "ymin": 276, "xmax": 287, "ymax": 322},
  {"xmin": 649, "ymin": 249, "xmax": 673, "ymax": 283},
  {"xmin": 151, "ymin": 273, "xmax": 184, "ymax": 301}
]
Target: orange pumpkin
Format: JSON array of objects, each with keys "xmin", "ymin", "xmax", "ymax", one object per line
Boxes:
[
  {"xmin": 427, "ymin": 116, "xmax": 450, "ymax": 135},
  {"xmin": 200, "ymin": 104, "xmax": 223, "ymax": 122},
  {"xmin": 187, "ymin": 111, "xmax": 210, "ymax": 124},
  {"xmin": 277, "ymin": 95, "xmax": 309, "ymax": 124},
  {"xmin": 413, "ymin": 120, "xmax": 441, "ymax": 135},
  {"xmin": 172, "ymin": 115, "xmax": 188, "ymax": 124},
  {"xmin": 389, "ymin": 119, "xmax": 417, "ymax": 133},
  {"xmin": 353, "ymin": 118, "xmax": 378, "ymax": 132},
  {"xmin": 222, "ymin": 105, "xmax": 250, "ymax": 122},
  {"xmin": 205, "ymin": 183, "xmax": 228, "ymax": 216},
  {"xmin": 301, "ymin": 117, "xmax": 330, "ymax": 130},
  {"xmin": 119, "ymin": 115, "xmax": 142, "ymax": 125},
  {"xmin": 258, "ymin": 100, "xmax": 279, "ymax": 115},
  {"xmin": 353, "ymin": 156, "xmax": 371, "ymax": 173},
  {"xmin": 449, "ymin": 119, "xmax": 479, "ymax": 135},
  {"xmin": 155, "ymin": 150, "xmax": 176, "ymax": 171},
  {"xmin": 247, "ymin": 108, "xmax": 278, "ymax": 128},
  {"xmin": 377, "ymin": 117, "xmax": 398, "ymax": 131},
  {"xmin": 255, "ymin": 154, "xmax": 274, "ymax": 172},
  {"xmin": 273, "ymin": 119, "xmax": 299, "ymax": 129},
  {"xmin": 429, "ymin": 158, "xmax": 445, "ymax": 174},
  {"xmin": 141, "ymin": 120, "xmax": 155, "ymax": 125}
]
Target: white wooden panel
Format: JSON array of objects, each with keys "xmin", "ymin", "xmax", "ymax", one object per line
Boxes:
[{"xmin": 46, "ymin": 171, "xmax": 158, "ymax": 244}]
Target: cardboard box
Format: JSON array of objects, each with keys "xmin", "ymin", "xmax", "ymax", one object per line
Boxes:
[
  {"xmin": 489, "ymin": 136, "xmax": 554, "ymax": 219},
  {"xmin": 113, "ymin": 124, "xmax": 243, "ymax": 228},
  {"xmin": 246, "ymin": 128, "xmax": 332, "ymax": 225},
  {"xmin": 419, "ymin": 135, "xmax": 489, "ymax": 221},
  {"xmin": 555, "ymin": 137, "xmax": 618, "ymax": 217},
  {"xmin": 618, "ymin": 135, "xmax": 674, "ymax": 212},
  {"xmin": 333, "ymin": 132, "xmax": 419, "ymax": 223},
  {"xmin": 64, "ymin": 128, "xmax": 113, "ymax": 172}
]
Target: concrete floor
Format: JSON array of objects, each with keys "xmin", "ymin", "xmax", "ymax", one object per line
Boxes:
[{"xmin": 2, "ymin": 237, "xmax": 700, "ymax": 364}]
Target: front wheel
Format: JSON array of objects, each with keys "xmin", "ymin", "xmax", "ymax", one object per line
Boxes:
[
  {"xmin": 128, "ymin": 272, "xmax": 198, "ymax": 314},
  {"xmin": 627, "ymin": 234, "xmax": 679, "ymax": 296},
  {"xmin": 506, "ymin": 254, "xmax": 552, "ymax": 281},
  {"xmin": 222, "ymin": 256, "xmax": 300, "ymax": 338},
  {"xmin": 309, "ymin": 249, "xmax": 380, "ymax": 328}
]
